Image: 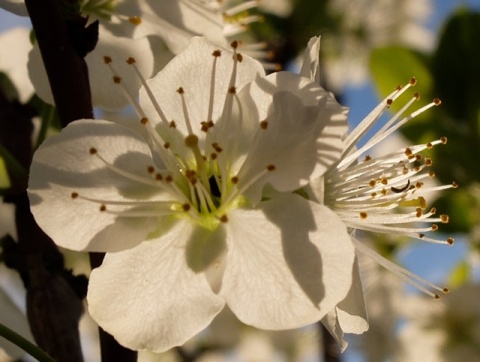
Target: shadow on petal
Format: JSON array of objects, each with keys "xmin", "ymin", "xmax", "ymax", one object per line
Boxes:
[{"xmin": 262, "ymin": 193, "xmax": 325, "ymax": 307}]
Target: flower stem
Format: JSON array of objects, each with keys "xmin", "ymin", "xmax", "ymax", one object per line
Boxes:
[{"xmin": 0, "ymin": 322, "xmax": 55, "ymax": 362}]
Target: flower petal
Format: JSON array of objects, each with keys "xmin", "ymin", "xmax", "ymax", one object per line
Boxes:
[
  {"xmin": 87, "ymin": 219, "xmax": 225, "ymax": 352},
  {"xmin": 140, "ymin": 37, "xmax": 264, "ymax": 136},
  {"xmin": 28, "ymin": 119, "xmax": 164, "ymax": 252},
  {"xmin": 0, "ymin": 27, "xmax": 34, "ymax": 102},
  {"xmin": 220, "ymin": 193, "xmax": 354, "ymax": 329},
  {"xmin": 235, "ymin": 71, "xmax": 347, "ymax": 202},
  {"xmin": 129, "ymin": 0, "xmax": 227, "ymax": 54},
  {"xmin": 300, "ymin": 36, "xmax": 321, "ymax": 84},
  {"xmin": 321, "ymin": 257, "xmax": 369, "ymax": 351}
]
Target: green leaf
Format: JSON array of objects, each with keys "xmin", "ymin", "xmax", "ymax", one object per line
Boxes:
[
  {"xmin": 448, "ymin": 261, "xmax": 471, "ymax": 288},
  {"xmin": 369, "ymin": 46, "xmax": 433, "ymax": 120},
  {"xmin": 0, "ymin": 156, "xmax": 10, "ymax": 189},
  {"xmin": 0, "ymin": 145, "xmax": 26, "ymax": 188},
  {"xmin": 432, "ymin": 9, "xmax": 480, "ymax": 121}
]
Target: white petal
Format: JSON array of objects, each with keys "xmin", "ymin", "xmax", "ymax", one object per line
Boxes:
[
  {"xmin": 140, "ymin": 37, "xmax": 264, "ymax": 136},
  {"xmin": 220, "ymin": 193, "xmax": 355, "ymax": 329},
  {"xmin": 28, "ymin": 119, "xmax": 163, "ymax": 252},
  {"xmin": 85, "ymin": 29, "xmax": 156, "ymax": 111},
  {"xmin": 336, "ymin": 257, "xmax": 369, "ymax": 334},
  {"xmin": 27, "ymin": 26, "xmax": 156, "ymax": 111},
  {"xmin": 300, "ymin": 36, "xmax": 321, "ymax": 84},
  {"xmin": 321, "ymin": 257, "xmax": 369, "ymax": 351},
  {"xmin": 0, "ymin": 27, "xmax": 34, "ymax": 102},
  {"xmin": 88, "ymin": 219, "xmax": 225, "ymax": 352},
  {"xmin": 127, "ymin": 0, "xmax": 227, "ymax": 54},
  {"xmin": 236, "ymin": 72, "xmax": 347, "ymax": 202}
]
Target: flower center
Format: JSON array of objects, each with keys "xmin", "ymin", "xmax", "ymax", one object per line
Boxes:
[{"xmin": 70, "ymin": 40, "xmax": 278, "ymax": 230}]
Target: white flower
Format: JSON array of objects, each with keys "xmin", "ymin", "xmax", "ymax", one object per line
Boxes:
[
  {"xmin": 24, "ymin": 0, "xmax": 271, "ymax": 111},
  {"xmin": 28, "ymin": 37, "xmax": 355, "ymax": 352},
  {"xmin": 298, "ymin": 37, "xmax": 456, "ymax": 349}
]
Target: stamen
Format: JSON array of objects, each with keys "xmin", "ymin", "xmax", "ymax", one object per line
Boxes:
[
  {"xmin": 353, "ymin": 238, "xmax": 448, "ymax": 299},
  {"xmin": 127, "ymin": 57, "xmax": 168, "ymax": 124}
]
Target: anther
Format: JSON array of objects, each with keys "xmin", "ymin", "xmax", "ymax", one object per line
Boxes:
[
  {"xmin": 185, "ymin": 135, "xmax": 199, "ymax": 148},
  {"xmin": 212, "ymin": 50, "xmax": 221, "ymax": 57},
  {"xmin": 452, "ymin": 181, "xmax": 458, "ymax": 188},
  {"xmin": 164, "ymin": 142, "xmax": 170, "ymax": 149},
  {"xmin": 360, "ymin": 212, "xmax": 368, "ymax": 219},
  {"xmin": 381, "ymin": 178, "xmax": 388, "ymax": 185},
  {"xmin": 443, "ymin": 287, "xmax": 450, "ymax": 293},
  {"xmin": 409, "ymin": 77, "xmax": 417, "ymax": 86},
  {"xmin": 429, "ymin": 170, "xmax": 436, "ymax": 177},
  {"xmin": 416, "ymin": 208, "xmax": 422, "ymax": 218},
  {"xmin": 266, "ymin": 164, "xmax": 276, "ymax": 171},
  {"xmin": 228, "ymin": 86, "xmax": 236, "ymax": 94},
  {"xmin": 236, "ymin": 54, "xmax": 243, "ymax": 62},
  {"xmin": 391, "ymin": 180, "xmax": 410, "ymax": 193},
  {"xmin": 424, "ymin": 158, "xmax": 433, "ymax": 166},
  {"xmin": 165, "ymin": 175, "xmax": 173, "ymax": 183},
  {"xmin": 113, "ymin": 76, "xmax": 122, "ymax": 84},
  {"xmin": 405, "ymin": 148, "xmax": 413, "ymax": 156},
  {"xmin": 440, "ymin": 136, "xmax": 447, "ymax": 144},
  {"xmin": 126, "ymin": 57, "xmax": 136, "ymax": 64},
  {"xmin": 155, "ymin": 173, "xmax": 162, "ymax": 181},
  {"xmin": 433, "ymin": 98, "xmax": 442, "ymax": 106},
  {"xmin": 430, "ymin": 207, "xmax": 437, "ymax": 215},
  {"xmin": 103, "ymin": 56, "xmax": 112, "ymax": 64},
  {"xmin": 201, "ymin": 120, "xmax": 214, "ymax": 132},
  {"xmin": 147, "ymin": 166, "xmax": 155, "ymax": 174},
  {"xmin": 260, "ymin": 120, "xmax": 268, "ymax": 129},
  {"xmin": 231, "ymin": 40, "xmax": 239, "ymax": 49},
  {"xmin": 418, "ymin": 196, "xmax": 426, "ymax": 209},
  {"xmin": 89, "ymin": 147, "xmax": 97, "ymax": 155},
  {"xmin": 128, "ymin": 16, "xmax": 142, "ymax": 25},
  {"xmin": 71, "ymin": 192, "xmax": 79, "ymax": 199},
  {"xmin": 177, "ymin": 87, "xmax": 184, "ymax": 94},
  {"xmin": 140, "ymin": 117, "xmax": 149, "ymax": 125},
  {"xmin": 364, "ymin": 155, "xmax": 372, "ymax": 161},
  {"xmin": 100, "ymin": 204, "xmax": 107, "ymax": 212},
  {"xmin": 220, "ymin": 215, "xmax": 229, "ymax": 223},
  {"xmin": 413, "ymin": 92, "xmax": 420, "ymax": 100},
  {"xmin": 211, "ymin": 143, "xmax": 223, "ymax": 153},
  {"xmin": 182, "ymin": 204, "xmax": 191, "ymax": 212},
  {"xmin": 440, "ymin": 215, "xmax": 449, "ymax": 223},
  {"xmin": 386, "ymin": 99, "xmax": 393, "ymax": 107},
  {"xmin": 415, "ymin": 181, "xmax": 423, "ymax": 189},
  {"xmin": 369, "ymin": 180, "xmax": 376, "ymax": 187},
  {"xmin": 447, "ymin": 237, "xmax": 454, "ymax": 245},
  {"xmin": 426, "ymin": 142, "xmax": 433, "ymax": 149},
  {"xmin": 231, "ymin": 176, "xmax": 239, "ymax": 184},
  {"xmin": 434, "ymin": 294, "xmax": 440, "ymax": 300},
  {"xmin": 169, "ymin": 120, "xmax": 177, "ymax": 128},
  {"xmin": 431, "ymin": 224, "xmax": 439, "ymax": 231}
]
